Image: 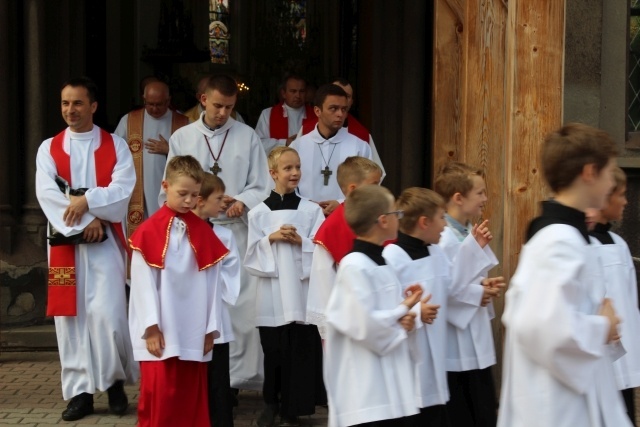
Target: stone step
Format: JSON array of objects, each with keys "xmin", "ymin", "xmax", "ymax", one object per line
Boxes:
[{"xmin": 0, "ymin": 324, "xmax": 57, "ymax": 351}]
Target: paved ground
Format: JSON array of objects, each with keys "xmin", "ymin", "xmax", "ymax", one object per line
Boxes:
[{"xmin": 0, "ymin": 351, "xmax": 328, "ymax": 426}]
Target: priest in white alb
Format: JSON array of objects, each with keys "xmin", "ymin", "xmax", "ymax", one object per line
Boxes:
[
  {"xmin": 255, "ymin": 74, "xmax": 314, "ymax": 155},
  {"xmin": 35, "ymin": 77, "xmax": 138, "ymax": 422},
  {"xmin": 290, "ymin": 83, "xmax": 372, "ymax": 216}
]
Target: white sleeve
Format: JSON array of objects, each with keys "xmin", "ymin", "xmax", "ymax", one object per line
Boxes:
[
  {"xmin": 218, "ymin": 232, "xmax": 241, "ymax": 306},
  {"xmin": 35, "ymin": 139, "xmax": 96, "ymax": 236},
  {"xmin": 129, "ymin": 251, "xmax": 162, "ymax": 337},
  {"xmin": 368, "ymin": 134, "xmax": 386, "ymax": 182},
  {"xmin": 232, "ymin": 131, "xmax": 271, "ymax": 210},
  {"xmin": 205, "ymin": 264, "xmax": 223, "ymax": 340},
  {"xmin": 326, "ymin": 264, "xmax": 409, "ymax": 356},
  {"xmin": 306, "ymin": 245, "xmax": 337, "ymax": 338},
  {"xmin": 243, "ymin": 209, "xmax": 278, "ymax": 278},
  {"xmin": 505, "ymin": 234, "xmax": 610, "ymax": 394},
  {"xmin": 114, "ymin": 115, "xmax": 128, "ymax": 140},
  {"xmin": 300, "ymin": 205, "xmax": 325, "ymax": 280}
]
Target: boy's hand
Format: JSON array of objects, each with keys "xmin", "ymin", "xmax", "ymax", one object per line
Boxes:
[
  {"xmin": 203, "ymin": 332, "xmax": 215, "ymax": 355},
  {"xmin": 402, "ymin": 284, "xmax": 423, "ymax": 309},
  {"xmin": 472, "ymin": 219, "xmax": 492, "ymax": 248},
  {"xmin": 482, "ymin": 276, "xmax": 506, "ymax": 299},
  {"xmin": 319, "ymin": 200, "xmax": 340, "ymax": 216},
  {"xmin": 226, "ymin": 200, "xmax": 245, "ymax": 218},
  {"xmin": 280, "ymin": 224, "xmax": 302, "ymax": 245},
  {"xmin": 420, "ymin": 294, "xmax": 440, "ymax": 324},
  {"xmin": 481, "ymin": 286, "xmax": 500, "ymax": 306},
  {"xmin": 399, "ymin": 312, "xmax": 417, "ymax": 331},
  {"xmin": 598, "ymin": 298, "xmax": 621, "ymax": 343},
  {"xmin": 145, "ymin": 324, "xmax": 165, "ymax": 358}
]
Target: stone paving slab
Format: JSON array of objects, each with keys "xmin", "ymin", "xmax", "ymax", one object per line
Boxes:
[{"xmin": 0, "ymin": 352, "xmax": 328, "ymax": 426}]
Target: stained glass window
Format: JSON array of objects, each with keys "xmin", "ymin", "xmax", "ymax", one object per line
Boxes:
[
  {"xmin": 209, "ymin": 0, "xmax": 230, "ymax": 64},
  {"xmin": 288, "ymin": 0, "xmax": 307, "ymax": 48},
  {"xmin": 629, "ymin": 0, "xmax": 640, "ymax": 130}
]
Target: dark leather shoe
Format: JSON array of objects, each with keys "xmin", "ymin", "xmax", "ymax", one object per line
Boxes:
[
  {"xmin": 279, "ymin": 415, "xmax": 300, "ymax": 426},
  {"xmin": 107, "ymin": 380, "xmax": 129, "ymax": 415},
  {"xmin": 257, "ymin": 403, "xmax": 279, "ymax": 427},
  {"xmin": 61, "ymin": 392, "xmax": 94, "ymax": 421}
]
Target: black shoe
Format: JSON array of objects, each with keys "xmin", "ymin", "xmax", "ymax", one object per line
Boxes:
[
  {"xmin": 257, "ymin": 403, "xmax": 279, "ymax": 427},
  {"xmin": 279, "ymin": 415, "xmax": 300, "ymax": 427},
  {"xmin": 107, "ymin": 380, "xmax": 129, "ymax": 415},
  {"xmin": 61, "ymin": 392, "xmax": 94, "ymax": 421}
]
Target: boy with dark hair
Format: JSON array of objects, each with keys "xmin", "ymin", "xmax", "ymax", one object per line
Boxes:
[
  {"xmin": 324, "ymin": 184, "xmax": 423, "ymax": 426},
  {"xmin": 129, "ymin": 155, "xmax": 228, "ymax": 426},
  {"xmin": 498, "ymin": 123, "xmax": 629, "ymax": 426},
  {"xmin": 193, "ymin": 172, "xmax": 241, "ymax": 427}
]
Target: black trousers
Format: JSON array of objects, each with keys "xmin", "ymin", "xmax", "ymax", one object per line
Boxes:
[
  {"xmin": 351, "ymin": 415, "xmax": 418, "ymax": 427},
  {"xmin": 258, "ymin": 323, "xmax": 326, "ymax": 418},
  {"xmin": 622, "ymin": 388, "xmax": 636, "ymax": 426},
  {"xmin": 446, "ymin": 368, "xmax": 497, "ymax": 427},
  {"xmin": 208, "ymin": 343, "xmax": 233, "ymax": 427},
  {"xmin": 411, "ymin": 404, "xmax": 451, "ymax": 427}
]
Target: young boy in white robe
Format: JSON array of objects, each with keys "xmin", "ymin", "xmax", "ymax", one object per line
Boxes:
[
  {"xmin": 306, "ymin": 156, "xmax": 382, "ymax": 338},
  {"xmin": 498, "ymin": 123, "xmax": 630, "ymax": 427},
  {"xmin": 324, "ymin": 184, "xmax": 424, "ymax": 427},
  {"xmin": 244, "ymin": 146, "xmax": 326, "ymax": 427},
  {"xmin": 382, "ymin": 188, "xmax": 451, "ymax": 427},
  {"xmin": 128, "ymin": 156, "xmax": 228, "ymax": 427},
  {"xmin": 192, "ymin": 173, "xmax": 241, "ymax": 427},
  {"xmin": 586, "ymin": 166, "xmax": 640, "ymax": 426},
  {"xmin": 433, "ymin": 162, "xmax": 504, "ymax": 427}
]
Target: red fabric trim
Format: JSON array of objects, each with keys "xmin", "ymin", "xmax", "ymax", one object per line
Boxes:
[
  {"xmin": 129, "ymin": 205, "xmax": 229, "ymax": 270},
  {"xmin": 301, "ymin": 113, "xmax": 370, "ymax": 144},
  {"xmin": 270, "ymin": 103, "xmax": 315, "ymax": 139},
  {"xmin": 312, "ymin": 203, "xmax": 355, "ymax": 264}
]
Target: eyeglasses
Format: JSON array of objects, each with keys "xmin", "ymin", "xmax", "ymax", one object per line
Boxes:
[{"xmin": 383, "ymin": 210, "xmax": 404, "ymax": 219}]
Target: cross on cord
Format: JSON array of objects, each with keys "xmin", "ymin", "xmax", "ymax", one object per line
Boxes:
[
  {"xmin": 211, "ymin": 162, "xmax": 222, "ymax": 176},
  {"xmin": 321, "ymin": 166, "xmax": 332, "ymax": 186}
]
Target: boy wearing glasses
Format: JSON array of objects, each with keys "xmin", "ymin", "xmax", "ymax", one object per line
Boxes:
[
  {"xmin": 324, "ymin": 185, "xmax": 423, "ymax": 426},
  {"xmin": 434, "ymin": 162, "xmax": 504, "ymax": 427}
]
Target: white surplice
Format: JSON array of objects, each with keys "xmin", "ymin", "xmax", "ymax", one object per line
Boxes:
[
  {"xmin": 114, "ymin": 109, "xmax": 174, "ymax": 217},
  {"xmin": 129, "ymin": 218, "xmax": 223, "ymax": 362},
  {"xmin": 498, "ymin": 224, "xmax": 631, "ymax": 427},
  {"xmin": 590, "ymin": 232, "xmax": 640, "ymax": 390},
  {"xmin": 255, "ymin": 104, "xmax": 308, "ymax": 155},
  {"xmin": 213, "ymin": 224, "xmax": 241, "ymax": 344},
  {"xmin": 438, "ymin": 227, "xmax": 498, "ymax": 371},
  {"xmin": 324, "ymin": 253, "xmax": 418, "ymax": 426},
  {"xmin": 290, "ymin": 125, "xmax": 372, "ymax": 203},
  {"xmin": 306, "ymin": 245, "xmax": 337, "ymax": 338},
  {"xmin": 383, "ymin": 244, "xmax": 451, "ymax": 408},
  {"xmin": 244, "ymin": 199, "xmax": 324, "ymax": 326},
  {"xmin": 162, "ymin": 115, "xmax": 270, "ymax": 390},
  {"xmin": 35, "ymin": 126, "xmax": 138, "ymax": 400}
]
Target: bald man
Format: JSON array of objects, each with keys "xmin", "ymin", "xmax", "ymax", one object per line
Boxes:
[
  {"xmin": 115, "ymin": 81, "xmax": 189, "ymax": 238},
  {"xmin": 184, "ymin": 76, "xmax": 245, "ymax": 124}
]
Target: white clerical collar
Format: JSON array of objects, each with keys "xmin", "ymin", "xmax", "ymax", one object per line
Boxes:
[
  {"xmin": 312, "ymin": 125, "xmax": 346, "ymax": 144},
  {"xmin": 67, "ymin": 125, "xmax": 97, "ymax": 140},
  {"xmin": 199, "ymin": 114, "xmax": 235, "ymax": 135},
  {"xmin": 283, "ymin": 103, "xmax": 305, "ymax": 118}
]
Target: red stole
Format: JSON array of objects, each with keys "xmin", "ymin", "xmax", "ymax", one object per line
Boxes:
[
  {"xmin": 269, "ymin": 102, "xmax": 315, "ymax": 139},
  {"xmin": 48, "ymin": 128, "xmax": 126, "ymax": 316},
  {"xmin": 313, "ymin": 203, "xmax": 355, "ymax": 264},
  {"xmin": 301, "ymin": 113, "xmax": 370, "ymax": 143},
  {"xmin": 129, "ymin": 205, "xmax": 228, "ymax": 270}
]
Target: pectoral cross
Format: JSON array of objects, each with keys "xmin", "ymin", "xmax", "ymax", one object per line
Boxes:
[
  {"xmin": 210, "ymin": 162, "xmax": 222, "ymax": 176},
  {"xmin": 321, "ymin": 166, "xmax": 332, "ymax": 186}
]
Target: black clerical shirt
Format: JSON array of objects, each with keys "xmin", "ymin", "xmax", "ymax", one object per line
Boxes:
[
  {"xmin": 589, "ymin": 222, "xmax": 615, "ymax": 245},
  {"xmin": 395, "ymin": 231, "xmax": 431, "ymax": 261},
  {"xmin": 263, "ymin": 190, "xmax": 301, "ymax": 211},
  {"xmin": 526, "ymin": 200, "xmax": 590, "ymax": 244},
  {"xmin": 351, "ymin": 239, "xmax": 386, "ymax": 266}
]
